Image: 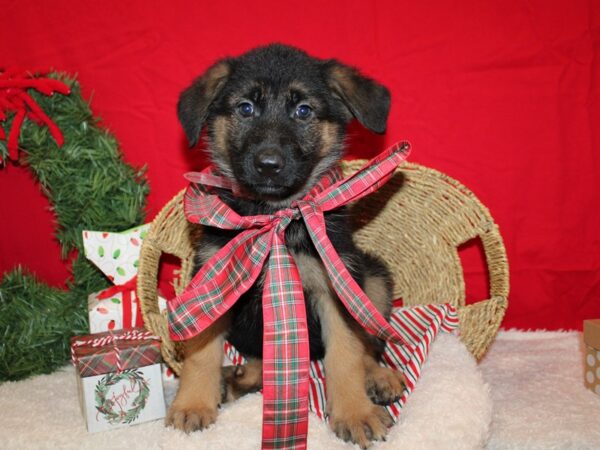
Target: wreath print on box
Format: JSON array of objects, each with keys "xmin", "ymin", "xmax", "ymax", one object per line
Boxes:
[{"xmin": 94, "ymin": 369, "xmax": 150, "ymax": 425}]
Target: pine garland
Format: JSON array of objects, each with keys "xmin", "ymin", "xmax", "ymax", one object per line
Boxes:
[{"xmin": 0, "ymin": 74, "xmax": 149, "ymax": 381}]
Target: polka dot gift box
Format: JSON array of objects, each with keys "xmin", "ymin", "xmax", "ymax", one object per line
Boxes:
[{"xmin": 583, "ymin": 319, "xmax": 600, "ymax": 396}]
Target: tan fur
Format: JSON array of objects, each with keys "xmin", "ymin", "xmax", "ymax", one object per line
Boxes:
[
  {"xmin": 292, "ymin": 252, "xmax": 392, "ymax": 447},
  {"xmin": 188, "ymin": 252, "xmax": 399, "ymax": 446},
  {"xmin": 205, "ymin": 61, "xmax": 230, "ymax": 91},
  {"xmin": 289, "ymin": 80, "xmax": 309, "ymax": 94},
  {"xmin": 292, "ymin": 252, "xmax": 331, "ymax": 294},
  {"xmin": 319, "ymin": 122, "xmax": 339, "ymax": 157},
  {"xmin": 167, "ymin": 242, "xmax": 226, "ymax": 432},
  {"xmin": 363, "ymin": 275, "xmax": 389, "ymax": 312},
  {"xmin": 362, "ymin": 274, "xmax": 405, "ymax": 405},
  {"xmin": 221, "ymin": 358, "xmax": 263, "ymax": 402},
  {"xmin": 165, "ymin": 315, "xmax": 229, "ymax": 432},
  {"xmin": 329, "ymin": 66, "xmax": 356, "ymax": 98},
  {"xmin": 212, "ymin": 116, "xmax": 230, "ymax": 158},
  {"xmin": 363, "ymin": 353, "xmax": 406, "ymax": 405}
]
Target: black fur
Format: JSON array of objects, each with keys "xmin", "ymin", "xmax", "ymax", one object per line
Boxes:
[{"xmin": 179, "ymin": 44, "xmax": 393, "ymax": 361}]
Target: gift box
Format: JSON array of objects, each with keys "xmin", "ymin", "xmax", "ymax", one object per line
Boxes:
[
  {"xmin": 87, "ymin": 287, "xmax": 167, "ymax": 334},
  {"xmin": 84, "ymin": 224, "xmax": 148, "ymax": 333},
  {"xmin": 584, "ymin": 319, "xmax": 600, "ymax": 396},
  {"xmin": 83, "ymin": 224, "xmax": 149, "ymax": 285},
  {"xmin": 71, "ymin": 328, "xmax": 166, "ymax": 433},
  {"xmin": 83, "ymin": 224, "xmax": 169, "ymax": 333},
  {"xmin": 83, "ymin": 225, "xmax": 175, "ymax": 382}
]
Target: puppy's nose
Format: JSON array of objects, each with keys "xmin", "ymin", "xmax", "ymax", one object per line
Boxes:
[{"xmin": 254, "ymin": 148, "xmax": 284, "ymax": 176}]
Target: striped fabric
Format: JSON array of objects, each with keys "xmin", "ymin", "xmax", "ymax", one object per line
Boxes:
[
  {"xmin": 222, "ymin": 303, "xmax": 459, "ymax": 421},
  {"xmin": 168, "ymin": 142, "xmax": 414, "ymax": 449}
]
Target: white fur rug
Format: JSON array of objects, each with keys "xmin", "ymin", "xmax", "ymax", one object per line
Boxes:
[
  {"xmin": 3, "ymin": 331, "xmax": 599, "ymax": 449},
  {"xmin": 480, "ymin": 331, "xmax": 600, "ymax": 450},
  {"xmin": 0, "ymin": 333, "xmax": 491, "ymax": 450}
]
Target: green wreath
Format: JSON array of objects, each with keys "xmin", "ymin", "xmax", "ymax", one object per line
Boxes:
[
  {"xmin": 95, "ymin": 369, "xmax": 150, "ymax": 424},
  {"xmin": 0, "ymin": 72, "xmax": 149, "ymax": 381}
]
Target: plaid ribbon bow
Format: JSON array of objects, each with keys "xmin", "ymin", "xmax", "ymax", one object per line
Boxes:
[{"xmin": 168, "ymin": 141, "xmax": 411, "ymax": 449}]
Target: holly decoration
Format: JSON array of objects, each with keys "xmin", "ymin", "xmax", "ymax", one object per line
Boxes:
[
  {"xmin": 94, "ymin": 369, "xmax": 150, "ymax": 424},
  {"xmin": 0, "ymin": 70, "xmax": 149, "ymax": 381}
]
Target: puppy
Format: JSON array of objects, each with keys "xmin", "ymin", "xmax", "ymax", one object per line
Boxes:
[{"xmin": 167, "ymin": 44, "xmax": 405, "ymax": 448}]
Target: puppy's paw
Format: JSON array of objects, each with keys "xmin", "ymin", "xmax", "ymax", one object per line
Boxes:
[
  {"xmin": 329, "ymin": 404, "xmax": 393, "ymax": 449},
  {"xmin": 221, "ymin": 362, "xmax": 263, "ymax": 403},
  {"xmin": 366, "ymin": 366, "xmax": 406, "ymax": 405},
  {"xmin": 166, "ymin": 403, "xmax": 218, "ymax": 433}
]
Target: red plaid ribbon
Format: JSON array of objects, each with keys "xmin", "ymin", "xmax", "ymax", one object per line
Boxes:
[
  {"xmin": 168, "ymin": 141, "xmax": 411, "ymax": 449},
  {"xmin": 222, "ymin": 303, "xmax": 459, "ymax": 422}
]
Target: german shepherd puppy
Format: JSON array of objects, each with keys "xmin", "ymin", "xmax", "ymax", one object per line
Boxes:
[{"xmin": 167, "ymin": 44, "xmax": 405, "ymax": 448}]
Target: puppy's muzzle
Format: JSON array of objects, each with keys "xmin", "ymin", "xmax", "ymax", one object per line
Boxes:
[{"xmin": 253, "ymin": 147, "xmax": 285, "ymax": 177}]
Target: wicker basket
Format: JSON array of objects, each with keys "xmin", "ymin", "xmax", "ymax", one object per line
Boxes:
[{"xmin": 138, "ymin": 161, "xmax": 509, "ymax": 374}]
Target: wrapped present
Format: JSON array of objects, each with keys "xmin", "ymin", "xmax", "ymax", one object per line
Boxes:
[
  {"xmin": 71, "ymin": 328, "xmax": 166, "ymax": 433},
  {"xmin": 83, "ymin": 224, "xmax": 168, "ymax": 333},
  {"xmin": 87, "ymin": 284, "xmax": 167, "ymax": 334},
  {"xmin": 83, "ymin": 224, "xmax": 149, "ymax": 285},
  {"xmin": 584, "ymin": 319, "xmax": 600, "ymax": 395},
  {"xmin": 83, "ymin": 225, "xmax": 175, "ymax": 382}
]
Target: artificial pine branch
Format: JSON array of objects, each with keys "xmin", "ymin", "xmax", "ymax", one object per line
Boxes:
[{"xmin": 0, "ymin": 73, "xmax": 149, "ymax": 381}]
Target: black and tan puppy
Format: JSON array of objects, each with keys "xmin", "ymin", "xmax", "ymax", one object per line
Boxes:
[{"xmin": 167, "ymin": 44, "xmax": 405, "ymax": 448}]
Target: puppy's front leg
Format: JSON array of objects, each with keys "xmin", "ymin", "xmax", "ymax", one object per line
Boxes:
[
  {"xmin": 319, "ymin": 299, "xmax": 393, "ymax": 448},
  {"xmin": 166, "ymin": 316, "xmax": 228, "ymax": 432},
  {"xmin": 293, "ymin": 252, "xmax": 391, "ymax": 447}
]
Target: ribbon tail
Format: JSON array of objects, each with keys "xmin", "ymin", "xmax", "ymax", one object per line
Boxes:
[
  {"xmin": 7, "ymin": 107, "xmax": 25, "ymax": 160},
  {"xmin": 261, "ymin": 230, "xmax": 310, "ymax": 450},
  {"xmin": 168, "ymin": 228, "xmax": 272, "ymax": 341},
  {"xmin": 299, "ymin": 202, "xmax": 414, "ymax": 350},
  {"xmin": 316, "ymin": 142, "xmax": 410, "ymax": 212}
]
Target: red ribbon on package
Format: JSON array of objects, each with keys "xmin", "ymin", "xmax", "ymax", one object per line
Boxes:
[
  {"xmin": 169, "ymin": 142, "xmax": 412, "ymax": 449},
  {"xmin": 96, "ymin": 276, "xmax": 144, "ymax": 329},
  {"xmin": 0, "ymin": 68, "xmax": 70, "ymax": 163}
]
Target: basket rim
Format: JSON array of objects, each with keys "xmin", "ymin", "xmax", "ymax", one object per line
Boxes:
[{"xmin": 137, "ymin": 160, "xmax": 509, "ymax": 370}]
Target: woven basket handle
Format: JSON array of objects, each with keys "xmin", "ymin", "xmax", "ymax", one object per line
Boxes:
[{"xmin": 478, "ymin": 223, "xmax": 509, "ymax": 299}]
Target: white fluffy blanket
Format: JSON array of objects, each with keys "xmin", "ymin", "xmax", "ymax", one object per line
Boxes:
[
  {"xmin": 5, "ymin": 331, "xmax": 599, "ymax": 449},
  {"xmin": 480, "ymin": 331, "xmax": 600, "ymax": 450},
  {"xmin": 0, "ymin": 333, "xmax": 491, "ymax": 449}
]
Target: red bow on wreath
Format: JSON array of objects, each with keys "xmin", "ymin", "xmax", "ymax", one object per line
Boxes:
[{"xmin": 0, "ymin": 68, "xmax": 70, "ymax": 164}]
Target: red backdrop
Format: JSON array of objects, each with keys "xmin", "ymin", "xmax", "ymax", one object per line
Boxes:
[{"xmin": 1, "ymin": 0, "xmax": 598, "ymax": 330}]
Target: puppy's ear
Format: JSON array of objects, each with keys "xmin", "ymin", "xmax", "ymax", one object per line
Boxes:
[
  {"xmin": 325, "ymin": 61, "xmax": 391, "ymax": 134},
  {"xmin": 178, "ymin": 60, "xmax": 231, "ymax": 147}
]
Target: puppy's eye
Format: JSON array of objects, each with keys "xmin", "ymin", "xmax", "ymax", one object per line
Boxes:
[
  {"xmin": 237, "ymin": 102, "xmax": 255, "ymax": 117},
  {"xmin": 295, "ymin": 104, "xmax": 313, "ymax": 120}
]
